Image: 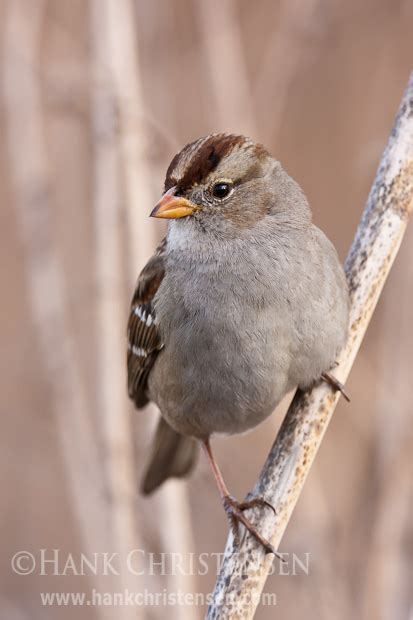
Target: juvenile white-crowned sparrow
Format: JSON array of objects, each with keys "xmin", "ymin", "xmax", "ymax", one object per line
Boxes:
[{"xmin": 128, "ymin": 133, "xmax": 349, "ymax": 555}]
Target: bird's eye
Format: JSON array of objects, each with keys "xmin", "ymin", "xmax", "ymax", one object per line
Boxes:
[{"xmin": 212, "ymin": 182, "xmax": 232, "ymax": 199}]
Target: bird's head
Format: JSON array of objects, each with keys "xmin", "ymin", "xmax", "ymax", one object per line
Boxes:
[{"xmin": 151, "ymin": 133, "xmax": 309, "ymax": 237}]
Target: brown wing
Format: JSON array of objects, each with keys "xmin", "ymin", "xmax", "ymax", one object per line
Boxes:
[{"xmin": 127, "ymin": 238, "xmax": 166, "ymax": 408}]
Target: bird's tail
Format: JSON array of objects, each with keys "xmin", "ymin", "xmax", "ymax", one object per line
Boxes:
[{"xmin": 141, "ymin": 416, "xmax": 199, "ymax": 495}]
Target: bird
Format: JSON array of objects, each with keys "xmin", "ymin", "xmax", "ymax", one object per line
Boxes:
[{"xmin": 127, "ymin": 133, "xmax": 349, "ymax": 556}]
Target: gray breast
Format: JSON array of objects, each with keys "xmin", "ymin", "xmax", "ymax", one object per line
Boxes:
[
  {"xmin": 148, "ymin": 219, "xmax": 349, "ymax": 439},
  {"xmin": 149, "ymin": 233, "xmax": 294, "ymax": 437}
]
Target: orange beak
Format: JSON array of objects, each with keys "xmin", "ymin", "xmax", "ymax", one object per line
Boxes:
[{"xmin": 150, "ymin": 187, "xmax": 199, "ymax": 219}]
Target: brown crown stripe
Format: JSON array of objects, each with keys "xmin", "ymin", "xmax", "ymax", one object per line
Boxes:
[{"xmin": 164, "ymin": 134, "xmax": 250, "ymax": 192}]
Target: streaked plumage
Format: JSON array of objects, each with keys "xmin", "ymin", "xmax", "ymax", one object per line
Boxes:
[{"xmin": 127, "ymin": 238, "xmax": 165, "ymax": 408}]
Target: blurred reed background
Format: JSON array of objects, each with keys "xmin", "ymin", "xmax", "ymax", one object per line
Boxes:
[{"xmin": 1, "ymin": 1, "xmax": 412, "ymax": 619}]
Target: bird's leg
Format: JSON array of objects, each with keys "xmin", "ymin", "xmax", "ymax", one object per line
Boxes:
[
  {"xmin": 201, "ymin": 438, "xmax": 282, "ymax": 559},
  {"xmin": 321, "ymin": 371, "xmax": 350, "ymax": 402}
]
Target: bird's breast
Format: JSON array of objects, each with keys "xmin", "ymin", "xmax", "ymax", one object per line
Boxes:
[{"xmin": 149, "ymin": 263, "xmax": 291, "ymax": 438}]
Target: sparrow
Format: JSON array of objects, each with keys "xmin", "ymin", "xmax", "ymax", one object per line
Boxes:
[{"xmin": 127, "ymin": 133, "xmax": 349, "ymax": 555}]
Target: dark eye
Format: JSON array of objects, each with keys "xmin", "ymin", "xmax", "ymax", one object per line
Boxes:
[{"xmin": 212, "ymin": 182, "xmax": 232, "ymax": 199}]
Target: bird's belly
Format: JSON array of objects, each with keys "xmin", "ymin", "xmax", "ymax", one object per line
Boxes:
[{"xmin": 149, "ymin": 320, "xmax": 289, "ymax": 439}]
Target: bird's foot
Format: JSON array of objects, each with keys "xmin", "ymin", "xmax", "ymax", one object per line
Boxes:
[
  {"xmin": 222, "ymin": 494, "xmax": 283, "ymax": 560},
  {"xmin": 321, "ymin": 371, "xmax": 350, "ymax": 402}
]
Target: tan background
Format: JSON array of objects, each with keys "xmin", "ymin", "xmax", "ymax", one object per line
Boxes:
[{"xmin": 1, "ymin": 1, "xmax": 412, "ymax": 619}]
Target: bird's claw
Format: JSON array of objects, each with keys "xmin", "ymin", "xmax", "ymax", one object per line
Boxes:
[
  {"xmin": 321, "ymin": 371, "xmax": 350, "ymax": 402},
  {"xmin": 222, "ymin": 495, "xmax": 283, "ymax": 560},
  {"xmin": 238, "ymin": 496, "xmax": 277, "ymax": 516}
]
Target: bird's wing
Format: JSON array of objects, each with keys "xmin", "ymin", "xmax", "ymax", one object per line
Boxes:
[{"xmin": 127, "ymin": 238, "xmax": 166, "ymax": 408}]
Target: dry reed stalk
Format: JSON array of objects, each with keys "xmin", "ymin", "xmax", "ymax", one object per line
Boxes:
[
  {"xmin": 100, "ymin": 0, "xmax": 156, "ymax": 276},
  {"xmin": 208, "ymin": 72, "xmax": 413, "ymax": 619},
  {"xmin": 361, "ymin": 225, "xmax": 413, "ymax": 620},
  {"xmin": 197, "ymin": 0, "xmax": 257, "ymax": 137},
  {"xmin": 254, "ymin": 0, "xmax": 320, "ymax": 140},
  {"xmin": 2, "ymin": 0, "xmax": 110, "ymax": 606},
  {"xmin": 90, "ymin": 3, "xmax": 145, "ymax": 617}
]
